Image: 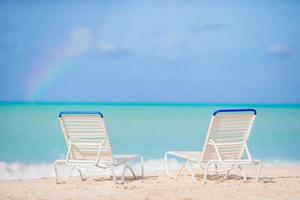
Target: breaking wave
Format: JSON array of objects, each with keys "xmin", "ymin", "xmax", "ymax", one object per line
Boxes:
[
  {"xmin": 0, "ymin": 158, "xmax": 182, "ymax": 180},
  {"xmin": 1, "ymin": 159, "xmax": 300, "ymax": 180}
]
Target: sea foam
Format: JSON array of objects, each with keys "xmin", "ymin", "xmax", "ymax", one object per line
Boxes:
[
  {"xmin": 0, "ymin": 158, "xmax": 182, "ymax": 180},
  {"xmin": 1, "ymin": 159, "xmax": 300, "ymax": 180}
]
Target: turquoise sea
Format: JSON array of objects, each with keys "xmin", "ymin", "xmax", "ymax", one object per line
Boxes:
[{"xmin": 0, "ymin": 103, "xmax": 300, "ymax": 179}]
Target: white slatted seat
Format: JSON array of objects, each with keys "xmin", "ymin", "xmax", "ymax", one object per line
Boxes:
[
  {"xmin": 54, "ymin": 111, "xmax": 144, "ymax": 184},
  {"xmin": 165, "ymin": 109, "xmax": 262, "ymax": 183}
]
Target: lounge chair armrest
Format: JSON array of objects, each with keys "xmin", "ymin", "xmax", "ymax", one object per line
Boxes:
[
  {"xmin": 207, "ymin": 140, "xmax": 223, "ymax": 163},
  {"xmin": 66, "ymin": 141, "xmax": 73, "ymax": 162},
  {"xmin": 208, "ymin": 140, "xmax": 253, "ymax": 162},
  {"xmin": 95, "ymin": 139, "xmax": 109, "ymax": 163},
  {"xmin": 66, "ymin": 140, "xmax": 110, "ymax": 165},
  {"xmin": 244, "ymin": 142, "xmax": 253, "ymax": 161}
]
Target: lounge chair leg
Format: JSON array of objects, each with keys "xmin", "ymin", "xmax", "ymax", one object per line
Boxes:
[
  {"xmin": 224, "ymin": 169, "xmax": 231, "ymax": 179},
  {"xmin": 121, "ymin": 166, "xmax": 126, "ymax": 183},
  {"xmin": 87, "ymin": 169, "xmax": 90, "ymax": 178},
  {"xmin": 176, "ymin": 165, "xmax": 186, "ymax": 180},
  {"xmin": 203, "ymin": 166, "xmax": 209, "ymax": 184},
  {"xmin": 123, "ymin": 163, "xmax": 136, "ymax": 180},
  {"xmin": 140, "ymin": 155, "xmax": 144, "ymax": 178},
  {"xmin": 110, "ymin": 166, "xmax": 118, "ymax": 183},
  {"xmin": 165, "ymin": 152, "xmax": 178, "ymax": 179},
  {"xmin": 238, "ymin": 165, "xmax": 247, "ymax": 182},
  {"xmin": 203, "ymin": 162, "xmax": 213, "ymax": 184},
  {"xmin": 77, "ymin": 168, "xmax": 88, "ymax": 181},
  {"xmin": 165, "ymin": 152, "xmax": 171, "ymax": 178},
  {"xmin": 214, "ymin": 164, "xmax": 218, "ymax": 176},
  {"xmin": 54, "ymin": 161, "xmax": 60, "ymax": 184},
  {"xmin": 64, "ymin": 167, "xmax": 75, "ymax": 182},
  {"xmin": 54, "ymin": 160, "xmax": 67, "ymax": 184},
  {"xmin": 256, "ymin": 161, "xmax": 262, "ymax": 182},
  {"xmin": 186, "ymin": 161, "xmax": 196, "ymax": 182}
]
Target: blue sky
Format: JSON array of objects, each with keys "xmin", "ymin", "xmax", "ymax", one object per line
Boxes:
[{"xmin": 0, "ymin": 1, "xmax": 299, "ymax": 103}]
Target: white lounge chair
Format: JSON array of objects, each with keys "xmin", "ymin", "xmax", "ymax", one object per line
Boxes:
[
  {"xmin": 165, "ymin": 109, "xmax": 262, "ymax": 183},
  {"xmin": 54, "ymin": 111, "xmax": 144, "ymax": 184}
]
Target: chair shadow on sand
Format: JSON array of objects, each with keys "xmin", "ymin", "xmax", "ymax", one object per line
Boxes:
[
  {"xmin": 190, "ymin": 174, "xmax": 300, "ymax": 183},
  {"xmin": 56, "ymin": 173, "xmax": 300, "ymax": 185},
  {"xmin": 92, "ymin": 175, "xmax": 158, "ymax": 183}
]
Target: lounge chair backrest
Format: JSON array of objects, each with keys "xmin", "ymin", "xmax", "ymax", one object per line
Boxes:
[
  {"xmin": 59, "ymin": 111, "xmax": 114, "ymax": 162},
  {"xmin": 200, "ymin": 109, "xmax": 256, "ymax": 164}
]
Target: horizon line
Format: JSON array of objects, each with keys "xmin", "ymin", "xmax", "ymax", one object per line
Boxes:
[{"xmin": 0, "ymin": 101, "xmax": 300, "ymax": 107}]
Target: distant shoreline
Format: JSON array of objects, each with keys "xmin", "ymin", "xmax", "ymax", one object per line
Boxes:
[{"xmin": 1, "ymin": 101, "xmax": 300, "ymax": 107}]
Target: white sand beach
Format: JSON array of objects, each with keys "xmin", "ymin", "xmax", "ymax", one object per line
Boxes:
[{"xmin": 1, "ymin": 165, "xmax": 300, "ymax": 200}]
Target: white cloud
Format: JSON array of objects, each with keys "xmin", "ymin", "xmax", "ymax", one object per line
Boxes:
[
  {"xmin": 153, "ymin": 32, "xmax": 184, "ymax": 62},
  {"xmin": 64, "ymin": 26, "xmax": 95, "ymax": 57},
  {"xmin": 97, "ymin": 41, "xmax": 133, "ymax": 57},
  {"xmin": 267, "ymin": 43, "xmax": 289, "ymax": 57},
  {"xmin": 62, "ymin": 27, "xmax": 133, "ymax": 58},
  {"xmin": 97, "ymin": 41, "xmax": 118, "ymax": 53},
  {"xmin": 189, "ymin": 23, "xmax": 226, "ymax": 33}
]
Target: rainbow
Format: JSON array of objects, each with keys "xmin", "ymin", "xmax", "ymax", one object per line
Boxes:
[
  {"xmin": 25, "ymin": 48, "xmax": 73, "ymax": 100},
  {"xmin": 25, "ymin": 26, "xmax": 93, "ymax": 100}
]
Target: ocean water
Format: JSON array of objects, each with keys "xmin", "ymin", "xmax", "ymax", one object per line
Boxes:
[{"xmin": 0, "ymin": 103, "xmax": 300, "ymax": 180}]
